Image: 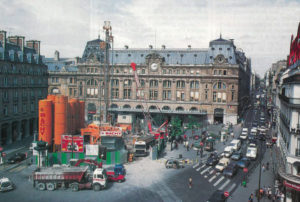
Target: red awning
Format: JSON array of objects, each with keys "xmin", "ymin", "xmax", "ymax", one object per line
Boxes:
[{"xmin": 284, "ymin": 180, "xmax": 300, "ymax": 192}]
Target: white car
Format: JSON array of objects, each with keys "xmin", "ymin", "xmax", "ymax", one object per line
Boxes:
[
  {"xmin": 215, "ymin": 157, "xmax": 230, "ymax": 172},
  {"xmin": 246, "ymin": 147, "xmax": 257, "ymax": 160},
  {"xmin": 224, "ymin": 146, "xmax": 233, "ymax": 157},
  {"xmin": 0, "ymin": 177, "xmax": 14, "ymax": 192}
]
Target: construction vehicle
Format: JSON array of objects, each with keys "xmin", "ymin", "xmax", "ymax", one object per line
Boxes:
[
  {"xmin": 134, "ymin": 135, "xmax": 155, "ymax": 157},
  {"xmin": 106, "ymin": 169, "xmax": 125, "ymax": 183},
  {"xmin": 32, "ymin": 165, "xmax": 107, "ymax": 191}
]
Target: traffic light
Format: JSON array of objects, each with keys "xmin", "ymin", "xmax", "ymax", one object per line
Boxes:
[{"xmin": 99, "ymin": 145, "xmax": 107, "ymax": 160}]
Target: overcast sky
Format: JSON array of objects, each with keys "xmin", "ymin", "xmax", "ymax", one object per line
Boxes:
[{"xmin": 1, "ymin": 0, "xmax": 300, "ymax": 76}]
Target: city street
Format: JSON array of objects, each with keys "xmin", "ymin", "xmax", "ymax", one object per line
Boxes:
[{"xmin": 0, "ymin": 94, "xmax": 273, "ymax": 202}]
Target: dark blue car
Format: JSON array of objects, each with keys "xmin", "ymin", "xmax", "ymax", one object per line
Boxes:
[{"xmin": 236, "ymin": 157, "xmax": 250, "ymax": 168}]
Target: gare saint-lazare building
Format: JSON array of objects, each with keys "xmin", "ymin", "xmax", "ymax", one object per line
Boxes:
[{"xmin": 46, "ymin": 33, "xmax": 251, "ymax": 129}]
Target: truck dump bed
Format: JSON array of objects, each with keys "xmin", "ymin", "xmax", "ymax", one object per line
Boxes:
[{"xmin": 33, "ymin": 166, "xmax": 88, "ymax": 182}]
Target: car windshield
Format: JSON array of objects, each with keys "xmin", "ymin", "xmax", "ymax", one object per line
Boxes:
[
  {"xmin": 1, "ymin": 182, "xmax": 11, "ymax": 187},
  {"xmin": 218, "ymin": 163, "xmax": 224, "ymax": 166}
]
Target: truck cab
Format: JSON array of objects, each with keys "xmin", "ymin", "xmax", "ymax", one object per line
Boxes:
[{"xmin": 92, "ymin": 168, "xmax": 107, "ymax": 191}]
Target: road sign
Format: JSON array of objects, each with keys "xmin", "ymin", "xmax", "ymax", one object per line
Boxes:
[
  {"xmin": 243, "ymin": 167, "xmax": 248, "ymax": 173},
  {"xmin": 224, "ymin": 191, "xmax": 229, "ymax": 197},
  {"xmin": 200, "ymin": 142, "xmax": 204, "ymax": 146}
]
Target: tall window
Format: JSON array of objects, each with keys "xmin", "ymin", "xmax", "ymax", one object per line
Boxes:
[
  {"xmin": 111, "ymin": 79, "xmax": 119, "ymax": 99},
  {"xmin": 123, "ymin": 79, "xmax": 132, "ymax": 99},
  {"xmin": 86, "ymin": 79, "xmax": 98, "ymax": 98},
  {"xmin": 162, "ymin": 69, "xmax": 166, "ymax": 74},
  {"xmin": 205, "ymin": 90, "xmax": 208, "ymax": 100},
  {"xmin": 150, "ymin": 80, "xmax": 158, "ymax": 88},
  {"xmin": 176, "ymin": 80, "xmax": 185, "ymax": 88},
  {"xmin": 163, "ymin": 80, "xmax": 172, "ymax": 88},
  {"xmin": 139, "ymin": 79, "xmax": 145, "ymax": 88},
  {"xmin": 213, "ymin": 92, "xmax": 217, "ymax": 102},
  {"xmin": 231, "ymin": 91, "xmax": 234, "ymax": 101},
  {"xmin": 190, "ymin": 81, "xmax": 199, "ymax": 89},
  {"xmin": 190, "ymin": 81, "xmax": 199, "ymax": 101},
  {"xmin": 163, "ymin": 90, "xmax": 171, "ymax": 100},
  {"xmin": 149, "ymin": 90, "xmax": 158, "ymax": 100},
  {"xmin": 176, "ymin": 91, "xmax": 185, "ymax": 101}
]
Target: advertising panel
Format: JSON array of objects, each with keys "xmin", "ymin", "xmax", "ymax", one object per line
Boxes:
[
  {"xmin": 85, "ymin": 145, "xmax": 99, "ymax": 156},
  {"xmin": 61, "ymin": 135, "xmax": 84, "ymax": 153},
  {"xmin": 100, "ymin": 130, "xmax": 122, "ymax": 137}
]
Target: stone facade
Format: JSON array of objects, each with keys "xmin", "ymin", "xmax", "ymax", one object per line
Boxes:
[
  {"xmin": 46, "ymin": 36, "xmax": 251, "ymax": 126},
  {"xmin": 0, "ymin": 30, "xmax": 48, "ymax": 145}
]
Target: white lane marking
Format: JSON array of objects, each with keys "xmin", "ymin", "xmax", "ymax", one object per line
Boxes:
[
  {"xmin": 196, "ymin": 164, "xmax": 206, "ymax": 171},
  {"xmin": 213, "ymin": 176, "xmax": 225, "ymax": 187},
  {"xmin": 193, "ymin": 163, "xmax": 200, "ymax": 169},
  {"xmin": 219, "ymin": 179, "xmax": 231, "ymax": 190},
  {"xmin": 204, "ymin": 175, "xmax": 208, "ymax": 178},
  {"xmin": 227, "ymin": 183, "xmax": 236, "ymax": 192},
  {"xmin": 209, "ymin": 169, "xmax": 214, "ymax": 174},
  {"xmin": 200, "ymin": 167, "xmax": 211, "ymax": 175},
  {"xmin": 208, "ymin": 175, "xmax": 217, "ymax": 182}
]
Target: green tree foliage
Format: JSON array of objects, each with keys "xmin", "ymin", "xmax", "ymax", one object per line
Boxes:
[
  {"xmin": 187, "ymin": 115, "xmax": 202, "ymax": 129},
  {"xmin": 170, "ymin": 116, "xmax": 182, "ymax": 137}
]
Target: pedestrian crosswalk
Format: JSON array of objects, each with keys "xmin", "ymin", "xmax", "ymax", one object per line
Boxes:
[{"xmin": 192, "ymin": 162, "xmax": 237, "ymax": 193}]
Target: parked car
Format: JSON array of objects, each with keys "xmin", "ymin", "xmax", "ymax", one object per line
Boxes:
[
  {"xmin": 165, "ymin": 159, "xmax": 183, "ymax": 169},
  {"xmin": 231, "ymin": 151, "xmax": 242, "ymax": 161},
  {"xmin": 7, "ymin": 153, "xmax": 26, "ymax": 164},
  {"xmin": 206, "ymin": 153, "xmax": 219, "ymax": 166},
  {"xmin": 223, "ymin": 162, "xmax": 238, "ymax": 178},
  {"xmin": 206, "ymin": 190, "xmax": 228, "ymax": 202},
  {"xmin": 0, "ymin": 177, "xmax": 14, "ymax": 192},
  {"xmin": 236, "ymin": 158, "xmax": 250, "ymax": 168}
]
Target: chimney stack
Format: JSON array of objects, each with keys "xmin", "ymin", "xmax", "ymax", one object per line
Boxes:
[
  {"xmin": 124, "ymin": 45, "xmax": 128, "ymax": 49},
  {"xmin": 26, "ymin": 40, "xmax": 40, "ymax": 55},
  {"xmin": 149, "ymin": 45, "xmax": 153, "ymax": 49},
  {"xmin": 54, "ymin": 50, "xmax": 60, "ymax": 61},
  {"xmin": 162, "ymin": 45, "xmax": 166, "ymax": 49},
  {"xmin": 188, "ymin": 45, "xmax": 191, "ymax": 49},
  {"xmin": 8, "ymin": 36, "xmax": 25, "ymax": 52}
]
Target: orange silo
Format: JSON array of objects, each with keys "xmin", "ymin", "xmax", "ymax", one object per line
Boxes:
[
  {"xmin": 69, "ymin": 99, "xmax": 77, "ymax": 134},
  {"xmin": 79, "ymin": 101, "xmax": 85, "ymax": 128},
  {"xmin": 38, "ymin": 100, "xmax": 53, "ymax": 146},
  {"xmin": 54, "ymin": 95, "xmax": 68, "ymax": 146},
  {"xmin": 47, "ymin": 94, "xmax": 56, "ymax": 102}
]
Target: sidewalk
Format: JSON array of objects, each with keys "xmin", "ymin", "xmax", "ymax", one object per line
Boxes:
[{"xmin": 229, "ymin": 143, "xmax": 276, "ymax": 202}]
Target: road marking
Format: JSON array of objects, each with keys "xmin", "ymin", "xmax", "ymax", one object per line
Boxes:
[
  {"xmin": 213, "ymin": 176, "xmax": 225, "ymax": 187},
  {"xmin": 219, "ymin": 179, "xmax": 231, "ymax": 190},
  {"xmin": 9, "ymin": 165, "xmax": 26, "ymax": 173},
  {"xmin": 193, "ymin": 163, "xmax": 200, "ymax": 169},
  {"xmin": 200, "ymin": 167, "xmax": 211, "ymax": 175},
  {"xmin": 196, "ymin": 164, "xmax": 205, "ymax": 171},
  {"xmin": 208, "ymin": 175, "xmax": 217, "ymax": 182},
  {"xmin": 227, "ymin": 183, "xmax": 236, "ymax": 192},
  {"xmin": 204, "ymin": 175, "xmax": 208, "ymax": 178},
  {"xmin": 209, "ymin": 169, "xmax": 214, "ymax": 174}
]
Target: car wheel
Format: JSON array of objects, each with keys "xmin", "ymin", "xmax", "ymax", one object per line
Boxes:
[{"xmin": 71, "ymin": 183, "xmax": 79, "ymax": 192}]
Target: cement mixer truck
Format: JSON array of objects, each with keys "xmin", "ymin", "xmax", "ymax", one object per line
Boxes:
[{"xmin": 32, "ymin": 165, "xmax": 107, "ymax": 191}]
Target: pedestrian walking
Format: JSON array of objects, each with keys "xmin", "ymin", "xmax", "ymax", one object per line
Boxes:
[
  {"xmin": 262, "ymin": 163, "xmax": 265, "ymax": 172},
  {"xmin": 266, "ymin": 161, "xmax": 269, "ymax": 170},
  {"xmin": 188, "ymin": 177, "xmax": 192, "ymax": 189},
  {"xmin": 280, "ymin": 192, "xmax": 284, "ymax": 202},
  {"xmin": 267, "ymin": 186, "xmax": 272, "ymax": 199},
  {"xmin": 248, "ymin": 193, "xmax": 254, "ymax": 202}
]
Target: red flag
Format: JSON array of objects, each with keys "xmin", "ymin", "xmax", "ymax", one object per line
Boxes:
[{"xmin": 131, "ymin": 62, "xmax": 136, "ymax": 71}]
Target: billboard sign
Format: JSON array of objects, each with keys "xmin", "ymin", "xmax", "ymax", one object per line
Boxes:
[
  {"xmin": 100, "ymin": 130, "xmax": 122, "ymax": 137},
  {"xmin": 61, "ymin": 135, "xmax": 84, "ymax": 153},
  {"xmin": 85, "ymin": 144, "xmax": 99, "ymax": 156}
]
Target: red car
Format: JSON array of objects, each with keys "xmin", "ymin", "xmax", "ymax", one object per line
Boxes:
[{"xmin": 106, "ymin": 171, "xmax": 125, "ymax": 183}]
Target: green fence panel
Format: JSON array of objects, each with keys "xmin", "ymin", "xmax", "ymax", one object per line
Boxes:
[
  {"xmin": 52, "ymin": 153, "xmax": 58, "ymax": 164},
  {"xmin": 115, "ymin": 151, "xmax": 120, "ymax": 164},
  {"xmin": 79, "ymin": 153, "xmax": 85, "ymax": 159},
  {"xmin": 106, "ymin": 152, "xmax": 111, "ymax": 165},
  {"xmin": 61, "ymin": 153, "xmax": 67, "ymax": 164}
]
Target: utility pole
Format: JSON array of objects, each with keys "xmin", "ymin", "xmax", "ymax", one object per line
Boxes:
[{"xmin": 102, "ymin": 21, "xmax": 112, "ymax": 123}]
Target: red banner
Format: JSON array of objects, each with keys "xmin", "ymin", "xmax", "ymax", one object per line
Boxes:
[
  {"xmin": 61, "ymin": 135, "xmax": 84, "ymax": 153},
  {"xmin": 284, "ymin": 180, "xmax": 300, "ymax": 192}
]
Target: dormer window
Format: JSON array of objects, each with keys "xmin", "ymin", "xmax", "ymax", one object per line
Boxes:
[
  {"xmin": 212, "ymin": 48, "xmax": 215, "ymax": 51},
  {"xmin": 227, "ymin": 48, "xmax": 230, "ymax": 51},
  {"xmin": 128, "ymin": 54, "xmax": 131, "ymax": 57},
  {"xmin": 219, "ymin": 48, "xmax": 222, "ymax": 50},
  {"xmin": 229, "ymin": 56, "xmax": 232, "ymax": 59}
]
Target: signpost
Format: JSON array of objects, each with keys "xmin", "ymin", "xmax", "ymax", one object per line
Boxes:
[{"xmin": 224, "ymin": 191, "xmax": 230, "ymax": 198}]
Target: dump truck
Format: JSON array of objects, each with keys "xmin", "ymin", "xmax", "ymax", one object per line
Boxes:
[
  {"xmin": 32, "ymin": 165, "xmax": 107, "ymax": 191},
  {"xmin": 134, "ymin": 135, "xmax": 155, "ymax": 157}
]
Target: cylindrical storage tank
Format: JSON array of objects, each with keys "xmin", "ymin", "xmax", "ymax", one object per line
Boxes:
[
  {"xmin": 47, "ymin": 94, "xmax": 56, "ymax": 102},
  {"xmin": 39, "ymin": 100, "xmax": 53, "ymax": 146},
  {"xmin": 54, "ymin": 95, "xmax": 68, "ymax": 145},
  {"xmin": 69, "ymin": 99, "xmax": 77, "ymax": 134},
  {"xmin": 79, "ymin": 101, "xmax": 85, "ymax": 129},
  {"xmin": 72, "ymin": 99, "xmax": 80, "ymax": 132}
]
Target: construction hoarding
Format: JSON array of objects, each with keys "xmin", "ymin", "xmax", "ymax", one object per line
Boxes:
[{"xmin": 61, "ymin": 135, "xmax": 84, "ymax": 153}]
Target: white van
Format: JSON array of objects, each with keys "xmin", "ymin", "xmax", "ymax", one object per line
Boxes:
[
  {"xmin": 250, "ymin": 128, "xmax": 257, "ymax": 136},
  {"xmin": 229, "ymin": 139, "xmax": 241, "ymax": 151},
  {"xmin": 246, "ymin": 147, "xmax": 257, "ymax": 160},
  {"xmin": 240, "ymin": 128, "xmax": 248, "ymax": 140}
]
